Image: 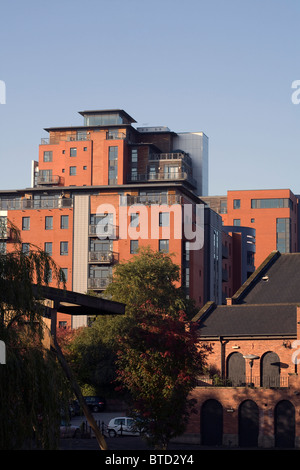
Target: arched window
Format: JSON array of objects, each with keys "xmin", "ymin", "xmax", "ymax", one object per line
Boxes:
[
  {"xmin": 227, "ymin": 352, "xmax": 245, "ymax": 386},
  {"xmin": 261, "ymin": 351, "xmax": 280, "ymax": 387}
]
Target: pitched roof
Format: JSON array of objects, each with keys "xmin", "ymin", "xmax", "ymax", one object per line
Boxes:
[
  {"xmin": 194, "ymin": 251, "xmax": 300, "ymax": 338},
  {"xmin": 239, "ymin": 253, "xmax": 300, "ymax": 305},
  {"xmin": 198, "ymin": 303, "xmax": 296, "ymax": 338}
]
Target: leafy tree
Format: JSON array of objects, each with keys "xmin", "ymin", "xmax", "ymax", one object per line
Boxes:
[
  {"xmin": 104, "ymin": 246, "xmax": 197, "ymax": 319},
  {"xmin": 0, "ymin": 223, "xmax": 69, "ymax": 449},
  {"xmin": 67, "ymin": 247, "xmax": 197, "ymax": 396},
  {"xmin": 115, "ymin": 301, "xmax": 209, "ymax": 449}
]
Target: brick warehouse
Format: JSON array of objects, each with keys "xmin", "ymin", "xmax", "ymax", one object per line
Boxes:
[{"xmin": 183, "ymin": 251, "xmax": 300, "ymax": 448}]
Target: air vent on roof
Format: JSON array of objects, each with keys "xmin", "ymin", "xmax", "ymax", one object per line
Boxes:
[{"xmin": 262, "ymin": 275, "xmax": 269, "ymax": 282}]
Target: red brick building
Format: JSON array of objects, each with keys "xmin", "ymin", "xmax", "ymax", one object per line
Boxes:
[
  {"xmin": 184, "ymin": 251, "xmax": 300, "ymax": 448},
  {"xmin": 0, "ymin": 109, "xmax": 209, "ymax": 328}
]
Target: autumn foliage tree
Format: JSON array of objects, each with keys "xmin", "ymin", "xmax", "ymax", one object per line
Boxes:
[{"xmin": 115, "ymin": 301, "xmax": 209, "ymax": 449}]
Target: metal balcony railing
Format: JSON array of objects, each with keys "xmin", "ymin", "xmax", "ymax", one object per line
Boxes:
[
  {"xmin": 88, "ymin": 251, "xmax": 115, "ymax": 264},
  {"xmin": 149, "ymin": 152, "xmax": 192, "ymax": 166},
  {"xmin": 88, "ymin": 224, "xmax": 118, "ymax": 239},
  {"xmin": 128, "ymin": 172, "xmax": 197, "ymax": 188},
  {"xmin": 36, "ymin": 175, "xmax": 60, "ymax": 185},
  {"xmin": 87, "ymin": 277, "xmax": 110, "ymax": 290},
  {"xmin": 106, "ymin": 132, "xmax": 126, "ymax": 140},
  {"xmin": 120, "ymin": 194, "xmax": 182, "ymax": 206},
  {"xmin": 41, "ymin": 134, "xmax": 91, "ymax": 145}
]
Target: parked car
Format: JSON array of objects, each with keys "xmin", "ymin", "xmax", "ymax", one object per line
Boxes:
[
  {"xmin": 107, "ymin": 417, "xmax": 142, "ymax": 437},
  {"xmin": 83, "ymin": 396, "xmax": 106, "ymax": 412},
  {"xmin": 60, "ymin": 419, "xmax": 81, "ymax": 438}
]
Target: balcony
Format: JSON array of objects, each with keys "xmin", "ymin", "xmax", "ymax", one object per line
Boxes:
[
  {"xmin": 149, "ymin": 152, "xmax": 192, "ymax": 166},
  {"xmin": 87, "ymin": 277, "xmax": 110, "ymax": 290},
  {"xmin": 88, "ymin": 251, "xmax": 116, "ymax": 264},
  {"xmin": 36, "ymin": 175, "xmax": 61, "ymax": 185},
  {"xmin": 88, "ymin": 224, "xmax": 118, "ymax": 239},
  {"xmin": 106, "ymin": 131, "xmax": 126, "ymax": 140},
  {"xmin": 197, "ymin": 375, "xmax": 289, "ymax": 388},
  {"xmin": 21, "ymin": 198, "xmax": 73, "ymax": 210},
  {"xmin": 128, "ymin": 172, "xmax": 197, "ymax": 188},
  {"xmin": 121, "ymin": 194, "xmax": 182, "ymax": 206},
  {"xmin": 41, "ymin": 134, "xmax": 91, "ymax": 145}
]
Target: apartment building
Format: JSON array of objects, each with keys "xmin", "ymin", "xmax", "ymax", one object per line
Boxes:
[
  {"xmin": 0, "ymin": 109, "xmax": 209, "ymax": 328},
  {"xmin": 204, "ymin": 189, "xmax": 298, "ymax": 269}
]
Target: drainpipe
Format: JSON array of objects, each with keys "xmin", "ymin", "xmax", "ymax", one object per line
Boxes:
[{"xmin": 220, "ymin": 337, "xmax": 229, "ymax": 380}]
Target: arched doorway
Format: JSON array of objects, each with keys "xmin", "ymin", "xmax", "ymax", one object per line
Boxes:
[
  {"xmin": 275, "ymin": 400, "xmax": 295, "ymax": 448},
  {"xmin": 201, "ymin": 399, "xmax": 223, "ymax": 445},
  {"xmin": 261, "ymin": 351, "xmax": 280, "ymax": 387},
  {"xmin": 227, "ymin": 352, "xmax": 245, "ymax": 386},
  {"xmin": 238, "ymin": 400, "xmax": 259, "ymax": 447}
]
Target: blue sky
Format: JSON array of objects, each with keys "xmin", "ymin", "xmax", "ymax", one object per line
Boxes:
[{"xmin": 0, "ymin": 0, "xmax": 299, "ymax": 196}]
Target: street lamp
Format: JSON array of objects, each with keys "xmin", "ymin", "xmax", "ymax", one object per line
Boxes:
[{"xmin": 243, "ymin": 354, "xmax": 260, "ymax": 386}]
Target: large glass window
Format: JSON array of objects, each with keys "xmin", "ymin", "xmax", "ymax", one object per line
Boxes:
[
  {"xmin": 108, "ymin": 146, "xmax": 118, "ymax": 185},
  {"xmin": 251, "ymin": 198, "xmax": 293, "ymax": 209},
  {"xmin": 70, "ymin": 148, "xmax": 77, "ymax": 157},
  {"xmin": 276, "ymin": 218, "xmax": 291, "ymax": 253},
  {"xmin": 69, "ymin": 166, "xmax": 76, "ymax": 176}
]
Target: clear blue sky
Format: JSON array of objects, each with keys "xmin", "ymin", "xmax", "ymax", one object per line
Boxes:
[{"xmin": 0, "ymin": 0, "xmax": 299, "ymax": 196}]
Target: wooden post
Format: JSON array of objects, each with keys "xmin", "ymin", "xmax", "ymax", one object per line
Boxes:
[{"xmin": 50, "ymin": 335, "xmax": 108, "ymax": 450}]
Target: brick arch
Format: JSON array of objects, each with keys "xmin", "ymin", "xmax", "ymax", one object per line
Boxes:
[
  {"xmin": 200, "ymin": 399, "xmax": 223, "ymax": 446},
  {"xmin": 226, "ymin": 352, "xmax": 246, "ymax": 386},
  {"xmin": 238, "ymin": 399, "xmax": 259, "ymax": 447},
  {"xmin": 260, "ymin": 351, "xmax": 281, "ymax": 387}
]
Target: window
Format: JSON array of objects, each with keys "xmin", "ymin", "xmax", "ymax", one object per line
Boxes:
[
  {"xmin": 45, "ymin": 216, "xmax": 53, "ymax": 230},
  {"xmin": 69, "ymin": 166, "xmax": 76, "ymax": 176},
  {"xmin": 130, "ymin": 213, "xmax": 139, "ymax": 227},
  {"xmin": 22, "ymin": 243, "xmax": 30, "ymax": 255},
  {"xmin": 159, "ymin": 212, "xmax": 169, "ymax": 227},
  {"xmin": 233, "ymin": 199, "xmax": 240, "ymax": 209},
  {"xmin": 22, "ymin": 217, "xmax": 30, "ymax": 231},
  {"xmin": 44, "ymin": 269, "xmax": 52, "ymax": 283},
  {"xmin": 83, "ymin": 166, "xmax": 87, "ymax": 170},
  {"xmin": 251, "ymin": 198, "xmax": 293, "ymax": 209},
  {"xmin": 131, "ymin": 149, "xmax": 138, "ymax": 163},
  {"xmin": 60, "ymin": 215, "xmax": 69, "ymax": 229},
  {"xmin": 233, "ymin": 219, "xmax": 241, "ymax": 226},
  {"xmin": 43, "ymin": 151, "xmax": 52, "ymax": 162},
  {"xmin": 70, "ymin": 147, "xmax": 77, "ymax": 157},
  {"xmin": 60, "ymin": 268, "xmax": 68, "ymax": 282},
  {"xmin": 108, "ymin": 146, "xmax": 118, "ymax": 185},
  {"xmin": 84, "ymin": 147, "xmax": 87, "ymax": 151},
  {"xmin": 276, "ymin": 218, "xmax": 291, "ymax": 253},
  {"xmin": 159, "ymin": 239, "xmax": 169, "ymax": 252},
  {"xmin": 44, "ymin": 242, "xmax": 52, "ymax": 255},
  {"xmin": 251, "ymin": 218, "xmax": 255, "ymax": 223},
  {"xmin": 0, "ymin": 242, "xmax": 6, "ymax": 254},
  {"xmin": 60, "ymin": 241, "xmax": 68, "ymax": 255},
  {"xmin": 130, "ymin": 240, "xmax": 139, "ymax": 254}
]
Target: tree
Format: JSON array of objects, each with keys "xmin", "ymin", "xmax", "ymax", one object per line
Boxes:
[
  {"xmin": 0, "ymin": 223, "xmax": 69, "ymax": 449},
  {"xmin": 115, "ymin": 301, "xmax": 209, "ymax": 449},
  {"xmin": 104, "ymin": 246, "xmax": 196, "ymax": 319}
]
